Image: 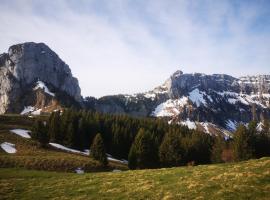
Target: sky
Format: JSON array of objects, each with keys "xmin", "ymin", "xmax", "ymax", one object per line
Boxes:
[{"xmin": 0, "ymin": 0, "xmax": 269, "ymax": 97}]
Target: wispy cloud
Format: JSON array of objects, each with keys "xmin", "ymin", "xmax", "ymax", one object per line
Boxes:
[{"xmin": 0, "ymin": 0, "xmax": 269, "ymax": 97}]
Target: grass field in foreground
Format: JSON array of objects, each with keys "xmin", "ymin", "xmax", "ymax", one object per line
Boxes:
[{"xmin": 0, "ymin": 157, "xmax": 270, "ymax": 200}]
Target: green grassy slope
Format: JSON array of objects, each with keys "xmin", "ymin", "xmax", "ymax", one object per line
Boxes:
[
  {"xmin": 0, "ymin": 157, "xmax": 270, "ymax": 200},
  {"xmin": 0, "ymin": 115, "xmax": 127, "ymax": 172}
]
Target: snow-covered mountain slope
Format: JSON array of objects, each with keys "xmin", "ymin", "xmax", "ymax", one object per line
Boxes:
[{"xmin": 86, "ymin": 70, "xmax": 270, "ymax": 136}]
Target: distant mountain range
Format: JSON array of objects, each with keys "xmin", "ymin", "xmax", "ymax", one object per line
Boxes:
[{"xmin": 1, "ymin": 42, "xmax": 269, "ymax": 136}]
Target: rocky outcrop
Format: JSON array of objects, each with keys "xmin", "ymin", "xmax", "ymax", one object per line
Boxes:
[
  {"xmin": 86, "ymin": 70, "xmax": 270, "ymax": 133},
  {"xmin": 0, "ymin": 42, "xmax": 82, "ymax": 114}
]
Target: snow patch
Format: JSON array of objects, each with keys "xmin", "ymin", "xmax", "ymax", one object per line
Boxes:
[
  {"xmin": 20, "ymin": 106, "xmax": 42, "ymax": 115},
  {"xmin": 189, "ymin": 89, "xmax": 206, "ymax": 107},
  {"xmin": 20, "ymin": 106, "xmax": 35, "ymax": 115},
  {"xmin": 1, "ymin": 142, "xmax": 16, "ymax": 153},
  {"xmin": 152, "ymin": 97, "xmax": 188, "ymax": 117},
  {"xmin": 144, "ymin": 93, "xmax": 156, "ymax": 100},
  {"xmin": 180, "ymin": 119, "xmax": 196, "ymax": 129},
  {"xmin": 218, "ymin": 91, "xmax": 268, "ymax": 108},
  {"xmin": 49, "ymin": 143, "xmax": 128, "ymax": 164},
  {"xmin": 10, "ymin": 129, "xmax": 31, "ymax": 138},
  {"xmin": 49, "ymin": 143, "xmax": 88, "ymax": 155},
  {"xmin": 34, "ymin": 81, "xmax": 55, "ymax": 96},
  {"xmin": 202, "ymin": 122, "xmax": 210, "ymax": 134},
  {"xmin": 226, "ymin": 120, "xmax": 237, "ymax": 131},
  {"xmin": 256, "ymin": 122, "xmax": 264, "ymax": 132}
]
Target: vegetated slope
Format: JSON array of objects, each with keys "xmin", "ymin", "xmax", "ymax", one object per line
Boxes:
[
  {"xmin": 0, "ymin": 115, "xmax": 127, "ymax": 172},
  {"xmin": 0, "ymin": 157, "xmax": 269, "ymax": 200}
]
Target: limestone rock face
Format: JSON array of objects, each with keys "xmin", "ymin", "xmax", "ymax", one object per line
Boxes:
[
  {"xmin": 0, "ymin": 42, "xmax": 82, "ymax": 114},
  {"xmin": 85, "ymin": 70, "xmax": 270, "ymax": 134}
]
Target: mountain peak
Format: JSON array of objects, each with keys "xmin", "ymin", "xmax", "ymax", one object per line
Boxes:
[
  {"xmin": 171, "ymin": 70, "xmax": 183, "ymax": 78},
  {"xmin": 0, "ymin": 42, "xmax": 82, "ymax": 114}
]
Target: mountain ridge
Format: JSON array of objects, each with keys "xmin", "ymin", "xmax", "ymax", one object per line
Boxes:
[
  {"xmin": 1, "ymin": 42, "xmax": 269, "ymax": 136},
  {"xmin": 87, "ymin": 70, "xmax": 270, "ymax": 135}
]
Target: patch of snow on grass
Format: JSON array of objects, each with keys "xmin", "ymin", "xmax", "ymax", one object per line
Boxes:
[
  {"xmin": 34, "ymin": 81, "xmax": 55, "ymax": 96},
  {"xmin": 1, "ymin": 142, "xmax": 16, "ymax": 153},
  {"xmin": 20, "ymin": 106, "xmax": 35, "ymax": 115},
  {"xmin": 49, "ymin": 143, "xmax": 88, "ymax": 155},
  {"xmin": 10, "ymin": 129, "xmax": 31, "ymax": 138},
  {"xmin": 21, "ymin": 106, "xmax": 42, "ymax": 115},
  {"xmin": 50, "ymin": 143, "xmax": 128, "ymax": 164},
  {"xmin": 189, "ymin": 89, "xmax": 206, "ymax": 107}
]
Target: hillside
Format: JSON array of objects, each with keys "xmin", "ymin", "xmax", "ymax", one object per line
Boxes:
[
  {"xmin": 0, "ymin": 157, "xmax": 269, "ymax": 199},
  {"xmin": 0, "ymin": 115, "xmax": 127, "ymax": 172}
]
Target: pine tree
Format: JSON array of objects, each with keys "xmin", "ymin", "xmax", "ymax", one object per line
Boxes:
[
  {"xmin": 48, "ymin": 111, "xmax": 61, "ymax": 142},
  {"xmin": 232, "ymin": 125, "xmax": 252, "ymax": 161},
  {"xmin": 32, "ymin": 119, "xmax": 49, "ymax": 147},
  {"xmin": 211, "ymin": 136, "xmax": 225, "ymax": 163},
  {"xmin": 127, "ymin": 129, "xmax": 158, "ymax": 169},
  {"xmin": 128, "ymin": 145, "xmax": 137, "ymax": 169},
  {"xmin": 159, "ymin": 130, "xmax": 183, "ymax": 167},
  {"xmin": 90, "ymin": 133, "xmax": 108, "ymax": 166}
]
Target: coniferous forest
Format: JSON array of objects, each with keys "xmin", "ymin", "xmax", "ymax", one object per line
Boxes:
[{"xmin": 32, "ymin": 109, "xmax": 270, "ymax": 169}]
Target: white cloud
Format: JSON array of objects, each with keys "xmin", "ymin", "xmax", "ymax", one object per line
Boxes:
[{"xmin": 0, "ymin": 0, "xmax": 269, "ymax": 97}]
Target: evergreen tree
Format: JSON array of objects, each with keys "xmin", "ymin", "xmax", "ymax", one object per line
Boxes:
[
  {"xmin": 180, "ymin": 131, "xmax": 213, "ymax": 164},
  {"xmin": 232, "ymin": 125, "xmax": 252, "ymax": 161},
  {"xmin": 90, "ymin": 133, "xmax": 108, "ymax": 166},
  {"xmin": 128, "ymin": 129, "xmax": 158, "ymax": 169},
  {"xmin": 247, "ymin": 120, "xmax": 257, "ymax": 157},
  {"xmin": 159, "ymin": 130, "xmax": 183, "ymax": 167},
  {"xmin": 211, "ymin": 136, "xmax": 225, "ymax": 163},
  {"xmin": 32, "ymin": 119, "xmax": 49, "ymax": 147},
  {"xmin": 128, "ymin": 145, "xmax": 137, "ymax": 169},
  {"xmin": 48, "ymin": 111, "xmax": 61, "ymax": 142}
]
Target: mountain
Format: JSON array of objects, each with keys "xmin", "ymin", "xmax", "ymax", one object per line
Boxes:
[
  {"xmin": 1, "ymin": 42, "xmax": 269, "ymax": 137},
  {"xmin": 0, "ymin": 42, "xmax": 82, "ymax": 114},
  {"xmin": 87, "ymin": 70, "xmax": 270, "ymax": 136}
]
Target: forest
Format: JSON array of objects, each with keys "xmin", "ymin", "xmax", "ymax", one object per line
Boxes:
[{"xmin": 32, "ymin": 109, "xmax": 270, "ymax": 169}]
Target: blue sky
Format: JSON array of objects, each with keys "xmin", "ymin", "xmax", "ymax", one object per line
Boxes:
[{"xmin": 0, "ymin": 0, "xmax": 269, "ymax": 97}]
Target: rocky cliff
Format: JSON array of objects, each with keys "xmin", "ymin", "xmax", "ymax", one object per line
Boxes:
[
  {"xmin": 86, "ymin": 70, "xmax": 270, "ymax": 135},
  {"xmin": 0, "ymin": 42, "xmax": 82, "ymax": 114}
]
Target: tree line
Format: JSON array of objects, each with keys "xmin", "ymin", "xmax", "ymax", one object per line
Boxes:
[{"xmin": 31, "ymin": 109, "xmax": 270, "ymax": 169}]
